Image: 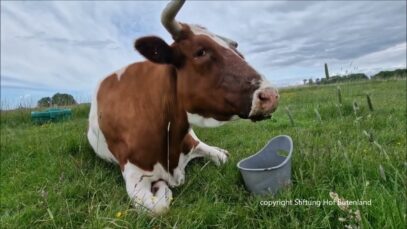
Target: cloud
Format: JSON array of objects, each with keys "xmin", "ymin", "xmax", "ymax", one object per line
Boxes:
[
  {"xmin": 239, "ymin": 1, "xmax": 405, "ymax": 66},
  {"xmin": 1, "ymin": 0, "xmax": 406, "ymax": 107},
  {"xmin": 1, "ymin": 1, "xmax": 167, "ymax": 92},
  {"xmin": 15, "ymin": 32, "xmax": 118, "ymax": 49}
]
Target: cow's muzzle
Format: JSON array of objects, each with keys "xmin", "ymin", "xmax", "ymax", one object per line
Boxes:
[{"xmin": 248, "ymin": 86, "xmax": 279, "ymax": 121}]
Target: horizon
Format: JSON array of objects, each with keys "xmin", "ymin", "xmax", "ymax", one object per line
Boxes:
[{"xmin": 2, "ymin": 67, "xmax": 404, "ymax": 111}]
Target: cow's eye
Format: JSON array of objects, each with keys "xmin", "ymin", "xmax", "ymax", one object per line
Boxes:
[{"xmin": 194, "ymin": 48, "xmax": 206, "ymax": 58}]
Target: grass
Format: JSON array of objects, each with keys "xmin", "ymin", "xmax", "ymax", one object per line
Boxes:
[{"xmin": 1, "ymin": 79, "xmax": 406, "ymax": 228}]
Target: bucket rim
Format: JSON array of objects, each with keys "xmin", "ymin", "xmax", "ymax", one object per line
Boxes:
[{"xmin": 236, "ymin": 135, "xmax": 293, "ymax": 172}]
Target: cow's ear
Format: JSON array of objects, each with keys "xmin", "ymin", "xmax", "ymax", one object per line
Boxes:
[{"xmin": 135, "ymin": 36, "xmax": 175, "ymax": 64}]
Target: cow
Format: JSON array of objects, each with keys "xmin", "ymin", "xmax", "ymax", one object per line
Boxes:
[{"xmin": 87, "ymin": 0, "xmax": 279, "ymax": 215}]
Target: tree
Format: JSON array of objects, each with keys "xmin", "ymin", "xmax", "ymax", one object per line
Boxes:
[
  {"xmin": 37, "ymin": 97, "xmax": 51, "ymax": 107},
  {"xmin": 51, "ymin": 93, "xmax": 77, "ymax": 106},
  {"xmin": 344, "ymin": 73, "xmax": 369, "ymax": 81},
  {"xmin": 372, "ymin": 69, "xmax": 406, "ymax": 79},
  {"xmin": 308, "ymin": 78, "xmax": 314, "ymax": 84},
  {"xmin": 303, "ymin": 79, "xmax": 307, "ymax": 85}
]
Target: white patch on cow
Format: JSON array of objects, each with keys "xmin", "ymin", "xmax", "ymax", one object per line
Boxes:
[
  {"xmin": 248, "ymin": 76, "xmax": 275, "ymax": 117},
  {"xmin": 194, "ymin": 141, "xmax": 229, "ymax": 166},
  {"xmin": 115, "ymin": 65, "xmax": 128, "ymax": 80},
  {"xmin": 87, "ymin": 80, "xmax": 118, "ymax": 164},
  {"xmin": 186, "ymin": 129, "xmax": 229, "ymax": 166},
  {"xmin": 189, "ymin": 25, "xmax": 241, "ymax": 59},
  {"xmin": 187, "ymin": 112, "xmax": 225, "ymax": 127},
  {"xmin": 187, "ymin": 113, "xmax": 239, "ymax": 127},
  {"xmin": 188, "ymin": 128, "xmax": 198, "ymax": 139},
  {"xmin": 121, "ymin": 151, "xmax": 205, "ymax": 214},
  {"xmin": 190, "ymin": 25, "xmax": 230, "ymax": 49},
  {"xmin": 171, "ymin": 152, "xmax": 197, "ymax": 186},
  {"xmin": 122, "ymin": 161, "xmax": 172, "ymax": 215}
]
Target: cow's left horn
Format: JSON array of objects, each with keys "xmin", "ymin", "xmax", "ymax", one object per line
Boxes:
[{"xmin": 161, "ymin": 0, "xmax": 185, "ymax": 40}]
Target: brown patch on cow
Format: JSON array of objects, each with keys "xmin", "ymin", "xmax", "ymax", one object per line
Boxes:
[
  {"xmin": 181, "ymin": 132, "xmax": 199, "ymax": 154},
  {"xmin": 98, "ymin": 62, "xmax": 189, "ymax": 172}
]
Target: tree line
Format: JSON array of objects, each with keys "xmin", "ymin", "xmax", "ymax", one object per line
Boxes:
[
  {"xmin": 37, "ymin": 93, "xmax": 77, "ymax": 107},
  {"xmin": 303, "ymin": 65, "xmax": 406, "ymax": 85}
]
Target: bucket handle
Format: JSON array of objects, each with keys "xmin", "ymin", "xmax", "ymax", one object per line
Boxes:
[{"xmin": 237, "ymin": 135, "xmax": 293, "ymax": 172}]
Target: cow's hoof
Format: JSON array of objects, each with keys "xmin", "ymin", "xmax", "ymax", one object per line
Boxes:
[
  {"xmin": 150, "ymin": 181, "xmax": 172, "ymax": 215},
  {"xmin": 211, "ymin": 147, "xmax": 229, "ymax": 166},
  {"xmin": 172, "ymin": 168, "xmax": 185, "ymax": 187}
]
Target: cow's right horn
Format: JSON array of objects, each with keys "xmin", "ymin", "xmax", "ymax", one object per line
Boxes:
[{"xmin": 161, "ymin": 0, "xmax": 185, "ymax": 40}]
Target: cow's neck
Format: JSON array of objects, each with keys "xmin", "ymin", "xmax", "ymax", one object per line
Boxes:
[{"xmin": 161, "ymin": 65, "xmax": 190, "ymax": 173}]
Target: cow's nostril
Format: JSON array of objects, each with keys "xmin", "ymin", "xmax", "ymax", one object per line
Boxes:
[{"xmin": 258, "ymin": 92, "xmax": 269, "ymax": 101}]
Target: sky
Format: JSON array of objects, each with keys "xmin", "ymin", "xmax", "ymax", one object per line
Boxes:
[{"xmin": 1, "ymin": 0, "xmax": 406, "ymax": 108}]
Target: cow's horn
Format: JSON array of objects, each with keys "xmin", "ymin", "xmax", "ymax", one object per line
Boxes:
[{"xmin": 161, "ymin": 0, "xmax": 185, "ymax": 40}]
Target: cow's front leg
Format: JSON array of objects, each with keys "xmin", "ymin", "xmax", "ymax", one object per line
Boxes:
[
  {"xmin": 189, "ymin": 129, "xmax": 229, "ymax": 166},
  {"xmin": 122, "ymin": 162, "xmax": 172, "ymax": 215}
]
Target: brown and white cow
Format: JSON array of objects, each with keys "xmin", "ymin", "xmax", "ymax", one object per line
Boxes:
[{"xmin": 87, "ymin": 0, "xmax": 279, "ymax": 214}]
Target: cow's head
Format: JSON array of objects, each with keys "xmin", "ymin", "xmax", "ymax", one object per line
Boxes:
[{"xmin": 135, "ymin": 0, "xmax": 279, "ymax": 125}]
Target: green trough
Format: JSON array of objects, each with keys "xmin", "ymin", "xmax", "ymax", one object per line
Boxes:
[{"xmin": 31, "ymin": 108, "xmax": 72, "ymax": 124}]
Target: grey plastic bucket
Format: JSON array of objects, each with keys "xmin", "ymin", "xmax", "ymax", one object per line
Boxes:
[{"xmin": 237, "ymin": 135, "xmax": 293, "ymax": 195}]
